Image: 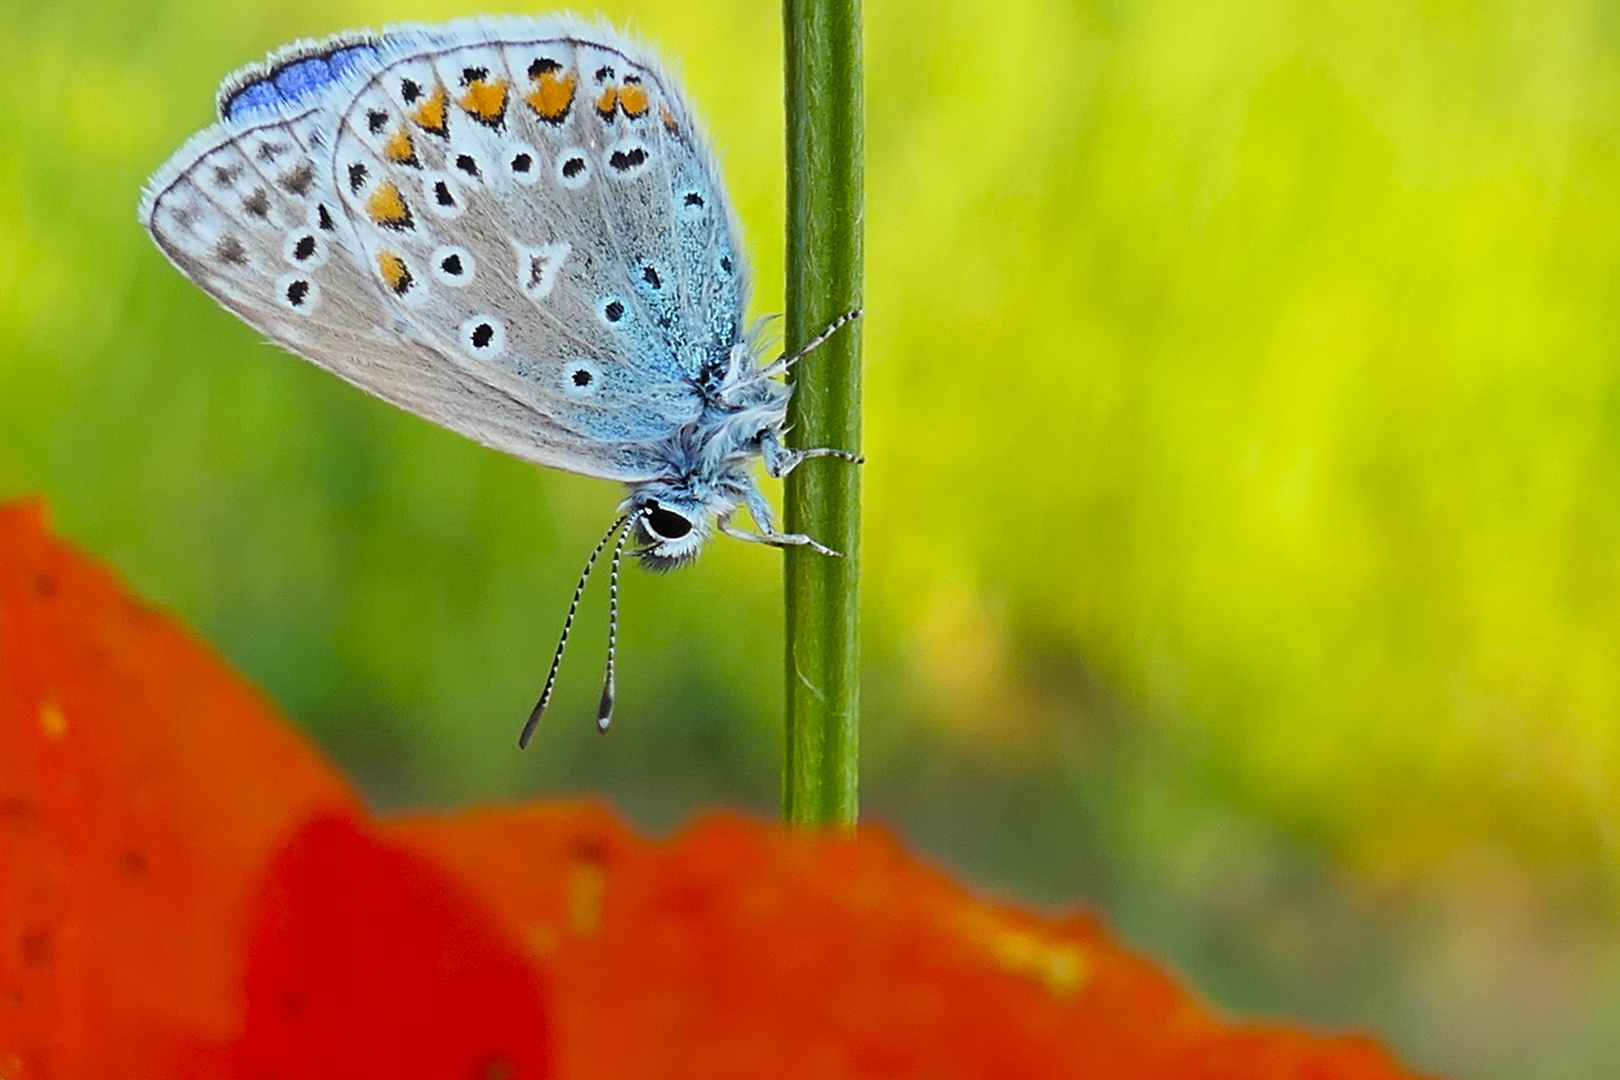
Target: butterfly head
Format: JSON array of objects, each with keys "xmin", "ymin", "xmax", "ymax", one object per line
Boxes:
[{"xmin": 623, "ymin": 492, "xmax": 727, "ymax": 571}]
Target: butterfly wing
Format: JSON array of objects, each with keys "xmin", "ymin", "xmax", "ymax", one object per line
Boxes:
[
  {"xmin": 140, "ymin": 17, "xmax": 750, "ymax": 483},
  {"xmin": 321, "ymin": 18, "xmax": 748, "ymax": 456}
]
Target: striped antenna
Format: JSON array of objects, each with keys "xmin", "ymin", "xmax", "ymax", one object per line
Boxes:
[
  {"xmin": 729, "ymin": 308, "xmax": 862, "ymax": 392},
  {"xmin": 519, "ymin": 513, "xmax": 630, "ymax": 749},
  {"xmin": 596, "ymin": 511, "xmax": 643, "ymax": 732},
  {"xmin": 778, "ymin": 307, "xmax": 862, "ymax": 371}
]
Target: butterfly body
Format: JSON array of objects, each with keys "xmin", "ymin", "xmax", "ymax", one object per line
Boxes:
[{"xmin": 141, "ymin": 15, "xmax": 847, "ymax": 569}]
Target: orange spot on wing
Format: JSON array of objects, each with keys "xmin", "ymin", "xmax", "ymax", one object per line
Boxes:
[
  {"xmin": 376, "ymin": 251, "xmax": 411, "ymax": 294},
  {"xmin": 382, "ymin": 128, "xmax": 417, "ymax": 166},
  {"xmin": 618, "ymin": 81, "xmax": 649, "ymax": 118},
  {"xmin": 526, "ymin": 68, "xmax": 576, "ymax": 122},
  {"xmin": 595, "ymin": 85, "xmax": 618, "ymax": 119},
  {"xmin": 410, "ymin": 85, "xmax": 448, "ymax": 136},
  {"xmin": 365, "ymin": 182, "xmax": 413, "ymax": 230},
  {"xmin": 660, "ymin": 105, "xmax": 680, "ymax": 135},
  {"xmin": 458, "ymin": 78, "xmax": 508, "ymax": 126}
]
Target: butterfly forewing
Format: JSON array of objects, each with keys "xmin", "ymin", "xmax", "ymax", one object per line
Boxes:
[{"xmin": 324, "ymin": 23, "xmax": 743, "ymax": 453}]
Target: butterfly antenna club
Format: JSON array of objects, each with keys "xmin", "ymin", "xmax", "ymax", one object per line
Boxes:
[
  {"xmin": 596, "ymin": 511, "xmax": 643, "ymax": 732},
  {"xmin": 520, "ymin": 512, "xmax": 630, "ymax": 749}
]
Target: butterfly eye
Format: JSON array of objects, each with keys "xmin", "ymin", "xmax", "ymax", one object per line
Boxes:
[{"xmin": 645, "ymin": 504, "xmax": 693, "ymax": 541}]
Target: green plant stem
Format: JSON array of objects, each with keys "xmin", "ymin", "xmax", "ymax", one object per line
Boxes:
[{"xmin": 782, "ymin": 0, "xmax": 863, "ymax": 828}]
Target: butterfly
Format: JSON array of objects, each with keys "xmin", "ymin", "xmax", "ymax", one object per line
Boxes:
[{"xmin": 139, "ymin": 15, "xmax": 860, "ymax": 743}]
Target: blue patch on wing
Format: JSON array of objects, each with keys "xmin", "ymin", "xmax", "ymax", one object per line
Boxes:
[{"xmin": 221, "ymin": 43, "xmax": 381, "ymax": 121}]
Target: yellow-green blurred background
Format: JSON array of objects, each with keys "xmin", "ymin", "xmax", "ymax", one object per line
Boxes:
[{"xmin": 4, "ymin": 0, "xmax": 1619, "ymax": 1074}]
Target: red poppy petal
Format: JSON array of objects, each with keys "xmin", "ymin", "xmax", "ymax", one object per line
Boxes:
[
  {"xmin": 390, "ymin": 810, "xmax": 1436, "ymax": 1080},
  {"xmin": 0, "ymin": 499, "xmax": 1436, "ymax": 1080},
  {"xmin": 237, "ymin": 815, "xmax": 552, "ymax": 1080},
  {"xmin": 0, "ymin": 500, "xmax": 361, "ymax": 1079}
]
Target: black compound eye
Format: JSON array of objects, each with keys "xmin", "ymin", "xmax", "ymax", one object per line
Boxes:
[{"xmin": 646, "ymin": 505, "xmax": 693, "ymax": 540}]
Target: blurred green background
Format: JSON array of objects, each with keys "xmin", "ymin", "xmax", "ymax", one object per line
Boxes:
[{"xmin": 4, "ymin": 0, "xmax": 1620, "ymax": 1074}]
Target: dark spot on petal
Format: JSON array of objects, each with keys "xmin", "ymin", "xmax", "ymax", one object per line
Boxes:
[{"xmin": 20, "ymin": 928, "xmax": 53, "ymax": 967}]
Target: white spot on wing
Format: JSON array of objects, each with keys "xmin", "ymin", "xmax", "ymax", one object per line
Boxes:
[{"xmin": 516, "ymin": 241, "xmax": 570, "ymax": 300}]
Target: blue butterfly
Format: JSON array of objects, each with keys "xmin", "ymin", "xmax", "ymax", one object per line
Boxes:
[{"xmin": 140, "ymin": 15, "xmax": 859, "ymax": 741}]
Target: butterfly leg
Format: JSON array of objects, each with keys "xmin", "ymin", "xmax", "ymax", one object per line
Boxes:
[
  {"xmin": 760, "ymin": 431, "xmax": 865, "ymax": 479},
  {"xmin": 718, "ymin": 488, "xmax": 843, "ymax": 557}
]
